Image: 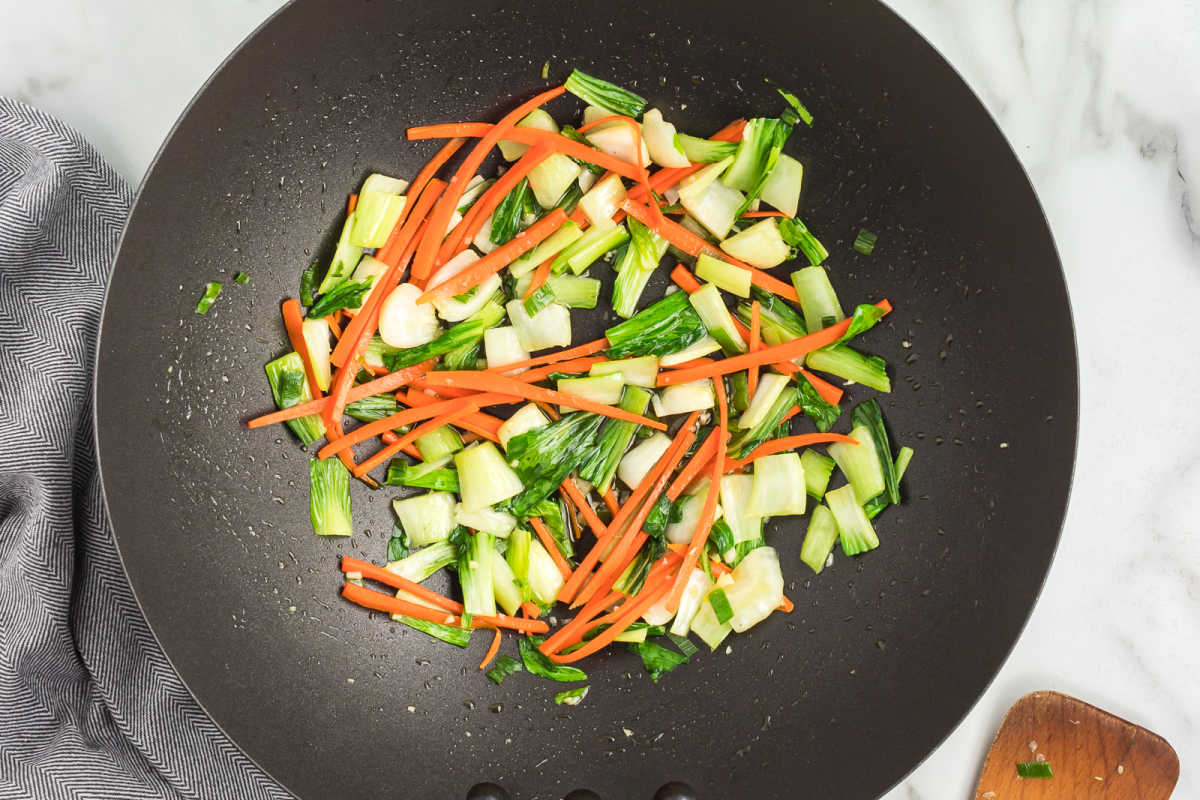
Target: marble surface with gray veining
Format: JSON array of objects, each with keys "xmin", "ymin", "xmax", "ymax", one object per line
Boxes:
[{"xmin": 3, "ymin": 0, "xmax": 1196, "ymax": 797}]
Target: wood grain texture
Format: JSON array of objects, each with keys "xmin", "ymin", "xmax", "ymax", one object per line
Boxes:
[{"xmin": 975, "ymin": 691, "xmax": 1179, "ymax": 799}]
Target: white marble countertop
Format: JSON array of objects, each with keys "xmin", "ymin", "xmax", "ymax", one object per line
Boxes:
[{"xmin": 4, "ymin": 0, "xmax": 1196, "ymax": 797}]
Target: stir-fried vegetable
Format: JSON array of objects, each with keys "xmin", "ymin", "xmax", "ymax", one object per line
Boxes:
[{"xmin": 243, "ymin": 68, "xmax": 912, "ymax": 691}]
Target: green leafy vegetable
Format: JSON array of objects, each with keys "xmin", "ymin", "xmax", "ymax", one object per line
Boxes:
[
  {"xmin": 1016, "ymin": 761, "xmax": 1053, "ymax": 779},
  {"xmin": 797, "ymin": 374, "xmax": 841, "ymax": 433},
  {"xmin": 195, "ymin": 281, "xmax": 222, "ymax": 314},
  {"xmin": 707, "ymin": 518, "xmax": 736, "ymax": 558},
  {"xmin": 863, "ymin": 445, "xmax": 913, "ymax": 519},
  {"xmin": 308, "ymin": 277, "xmax": 374, "ymax": 318},
  {"xmin": 519, "ymin": 636, "xmax": 587, "ymax": 682},
  {"xmin": 727, "ymin": 117, "xmax": 795, "ymax": 217},
  {"xmin": 485, "ymin": 654, "xmax": 524, "ymax": 685},
  {"xmin": 264, "ymin": 352, "xmax": 324, "ymax": 446},
  {"xmin": 854, "ymin": 228, "xmax": 877, "ymax": 254},
  {"xmin": 309, "ymin": 458, "xmax": 352, "ymax": 536},
  {"xmin": 767, "ymin": 79, "xmax": 814, "ymax": 126},
  {"xmin": 851, "ymin": 399, "xmax": 899, "ymax": 505},
  {"xmin": 384, "ymin": 459, "xmax": 460, "ymax": 492},
  {"xmin": 666, "ymin": 632, "xmax": 700, "ymax": 659},
  {"xmin": 234, "ymin": 272, "xmax": 250, "ymax": 285},
  {"xmin": 383, "ymin": 318, "xmax": 485, "ymax": 371},
  {"xmin": 611, "ymin": 217, "xmax": 669, "ymax": 318},
  {"xmin": 727, "ymin": 383, "xmax": 798, "ymax": 458},
  {"xmin": 299, "ymin": 265, "xmax": 317, "ymax": 307},
  {"xmin": 554, "ymin": 686, "xmax": 589, "ymax": 705},
  {"xmin": 578, "ymin": 387, "xmax": 650, "ymax": 494},
  {"xmin": 386, "ymin": 526, "xmax": 409, "ymax": 562},
  {"xmin": 400, "ymin": 616, "xmax": 472, "ymax": 647},
  {"xmin": 829, "ymin": 303, "xmax": 888, "ymax": 348},
  {"xmin": 778, "ymin": 217, "xmax": 829, "ymax": 266},
  {"xmin": 557, "ymin": 126, "xmax": 606, "ymax": 175},
  {"xmin": 491, "ymin": 178, "xmax": 531, "ymax": 245},
  {"xmin": 604, "ymin": 291, "xmax": 708, "ymax": 359},
  {"xmin": 506, "ymin": 412, "xmax": 604, "ymax": 516},
  {"xmin": 628, "ymin": 639, "xmax": 689, "ymax": 683},
  {"xmin": 344, "ymin": 393, "xmax": 401, "ymax": 423},
  {"xmin": 564, "ymin": 69, "xmax": 647, "ymax": 118}
]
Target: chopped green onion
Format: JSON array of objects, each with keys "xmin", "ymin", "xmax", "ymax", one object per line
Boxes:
[
  {"xmin": 1016, "ymin": 761, "xmax": 1053, "ymax": 779},
  {"xmin": 540, "ymin": 61, "xmax": 550, "ymax": 80},
  {"xmin": 386, "ymin": 529, "xmax": 409, "ymax": 562},
  {"xmin": 194, "ymin": 281, "xmax": 222, "ymax": 314},
  {"xmin": 854, "ymin": 228, "xmax": 878, "ymax": 254},
  {"xmin": 234, "ymin": 272, "xmax": 249, "ymax": 284},
  {"xmin": 666, "ymin": 632, "xmax": 700, "ymax": 659},
  {"xmin": 779, "ymin": 217, "xmax": 829, "ymax": 266},
  {"xmin": 564, "ymin": 69, "xmax": 647, "ymax": 118}
]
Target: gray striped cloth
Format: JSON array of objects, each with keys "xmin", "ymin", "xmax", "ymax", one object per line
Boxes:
[{"xmin": 0, "ymin": 98, "xmax": 290, "ymax": 800}]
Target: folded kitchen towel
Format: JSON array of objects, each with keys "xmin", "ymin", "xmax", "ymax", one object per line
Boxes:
[{"xmin": 0, "ymin": 97, "xmax": 290, "ymax": 800}]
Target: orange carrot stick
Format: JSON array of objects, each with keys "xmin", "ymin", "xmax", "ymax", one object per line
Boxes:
[
  {"xmin": 408, "ymin": 123, "xmax": 646, "ymax": 183},
  {"xmin": 576, "ymin": 114, "xmax": 659, "ymax": 226},
  {"xmin": 530, "ymin": 517, "xmax": 572, "ymax": 581},
  {"xmin": 400, "ymin": 389, "xmax": 504, "ymax": 441},
  {"xmin": 247, "ymin": 360, "xmax": 434, "ymax": 429},
  {"xmin": 657, "ymin": 300, "xmax": 893, "ymax": 386},
  {"xmin": 778, "ymin": 595, "xmax": 794, "ymax": 613},
  {"xmin": 469, "ymin": 613, "xmax": 549, "ymax": 635},
  {"xmin": 524, "ymin": 254, "xmax": 555, "ymax": 299},
  {"xmin": 376, "ymin": 137, "xmax": 466, "ymax": 266},
  {"xmin": 379, "ymin": 430, "xmax": 422, "ymax": 460},
  {"xmin": 341, "ymin": 556, "xmax": 464, "ymax": 613},
  {"xmin": 520, "ymin": 601, "xmax": 541, "ymax": 619},
  {"xmin": 560, "ymin": 479, "xmax": 606, "ymax": 538},
  {"xmin": 281, "ymin": 299, "xmax": 323, "ymax": 400},
  {"xmin": 347, "ymin": 194, "xmax": 358, "ymax": 214},
  {"xmin": 409, "ymin": 86, "xmax": 566, "ymax": 283},
  {"xmin": 486, "ymin": 337, "xmax": 609, "ymax": 374},
  {"xmin": 352, "ymin": 403, "xmax": 480, "ymax": 478},
  {"xmin": 342, "ymin": 582, "xmax": 458, "ymax": 626},
  {"xmin": 418, "ymin": 209, "xmax": 567, "ymax": 303},
  {"xmin": 664, "ymin": 428, "xmax": 721, "ymax": 499},
  {"xmin": 748, "ymin": 300, "xmax": 762, "ymax": 399},
  {"xmin": 479, "ymin": 628, "xmax": 502, "ymax": 670},
  {"xmin": 318, "ymin": 393, "xmax": 510, "ymax": 459},
  {"xmin": 721, "ymin": 433, "xmax": 858, "ymax": 470},
  {"xmin": 740, "ymin": 210, "xmax": 788, "ymax": 218},
  {"xmin": 417, "ymin": 371, "xmax": 666, "ymax": 430},
  {"xmin": 548, "ymin": 568, "xmax": 677, "ymax": 663},
  {"xmin": 439, "ymin": 145, "xmax": 552, "ymax": 264}
]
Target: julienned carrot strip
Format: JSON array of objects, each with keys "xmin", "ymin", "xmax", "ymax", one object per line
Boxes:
[
  {"xmin": 247, "ymin": 360, "xmax": 435, "ymax": 429},
  {"xmin": 657, "ymin": 300, "xmax": 893, "ymax": 386},
  {"xmin": 325, "ymin": 313, "xmax": 343, "ymax": 340},
  {"xmin": 627, "ymin": 119, "xmax": 747, "ymax": 201},
  {"xmin": 341, "ymin": 582, "xmax": 550, "ymax": 634},
  {"xmin": 486, "ymin": 337, "xmax": 609, "ymax": 374},
  {"xmin": 665, "ymin": 428, "xmax": 721, "ymax": 499},
  {"xmin": 281, "ymin": 300, "xmax": 323, "ymax": 400},
  {"xmin": 331, "ymin": 177, "xmax": 446, "ymax": 369},
  {"xmin": 560, "ymin": 414, "xmax": 697, "ymax": 606},
  {"xmin": 377, "ymin": 138, "xmax": 466, "ymax": 265},
  {"xmin": 573, "ymin": 413, "xmax": 699, "ymax": 606},
  {"xmin": 520, "ymin": 601, "xmax": 541, "ymax": 619},
  {"xmin": 380, "ymin": 430, "xmax": 422, "ymax": 459},
  {"xmin": 418, "ymin": 209, "xmax": 567, "ymax": 303},
  {"xmin": 778, "ymin": 595, "xmax": 794, "ymax": 613},
  {"xmin": 408, "ymin": 123, "xmax": 646, "ymax": 183},
  {"xmin": 342, "ymin": 581, "xmax": 458, "ymax": 626},
  {"xmin": 439, "ymin": 145, "xmax": 553, "ymax": 265},
  {"xmin": 352, "ymin": 403, "xmax": 480, "ymax": 478},
  {"xmin": 417, "ymin": 371, "xmax": 666, "ymax": 430},
  {"xmin": 470, "ymin": 613, "xmax": 550, "ymax": 635},
  {"xmin": 409, "ymin": 86, "xmax": 566, "ymax": 283},
  {"xmin": 748, "ymin": 300, "xmax": 762, "ymax": 399},
  {"xmin": 799, "ymin": 368, "xmax": 844, "ymax": 405},
  {"xmin": 347, "ymin": 194, "xmax": 358, "ymax": 214},
  {"xmin": 666, "ymin": 380, "xmax": 728, "ymax": 613},
  {"xmin": 601, "ymin": 489, "xmax": 620, "ymax": 515},
  {"xmin": 530, "ymin": 517, "xmax": 572, "ymax": 581},
  {"xmin": 548, "ymin": 566, "xmax": 677, "ymax": 663},
  {"xmin": 318, "ymin": 393, "xmax": 511, "ymax": 458},
  {"xmin": 514, "ymin": 356, "xmax": 607, "ymax": 384},
  {"xmin": 524, "ymin": 254, "xmax": 554, "ymax": 298},
  {"xmin": 669, "ymin": 263, "xmax": 703, "ymax": 294},
  {"xmin": 479, "ymin": 628, "xmax": 502, "ymax": 670},
  {"xmin": 341, "ymin": 556, "xmax": 463, "ymax": 613},
  {"xmin": 560, "ymin": 479, "xmax": 605, "ymax": 538},
  {"xmin": 401, "ymin": 389, "xmax": 504, "ymax": 441},
  {"xmin": 741, "ymin": 210, "xmax": 788, "ymax": 218},
  {"xmin": 722, "ymin": 433, "xmax": 859, "ymax": 471}
]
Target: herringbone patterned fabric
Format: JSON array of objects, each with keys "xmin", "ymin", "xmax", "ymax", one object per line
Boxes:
[{"xmin": 0, "ymin": 97, "xmax": 291, "ymax": 800}]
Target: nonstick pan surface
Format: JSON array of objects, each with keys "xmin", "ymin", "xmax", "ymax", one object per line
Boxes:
[{"xmin": 95, "ymin": 1, "xmax": 1077, "ymax": 797}]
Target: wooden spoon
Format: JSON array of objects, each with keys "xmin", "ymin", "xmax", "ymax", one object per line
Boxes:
[{"xmin": 975, "ymin": 691, "xmax": 1179, "ymax": 798}]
